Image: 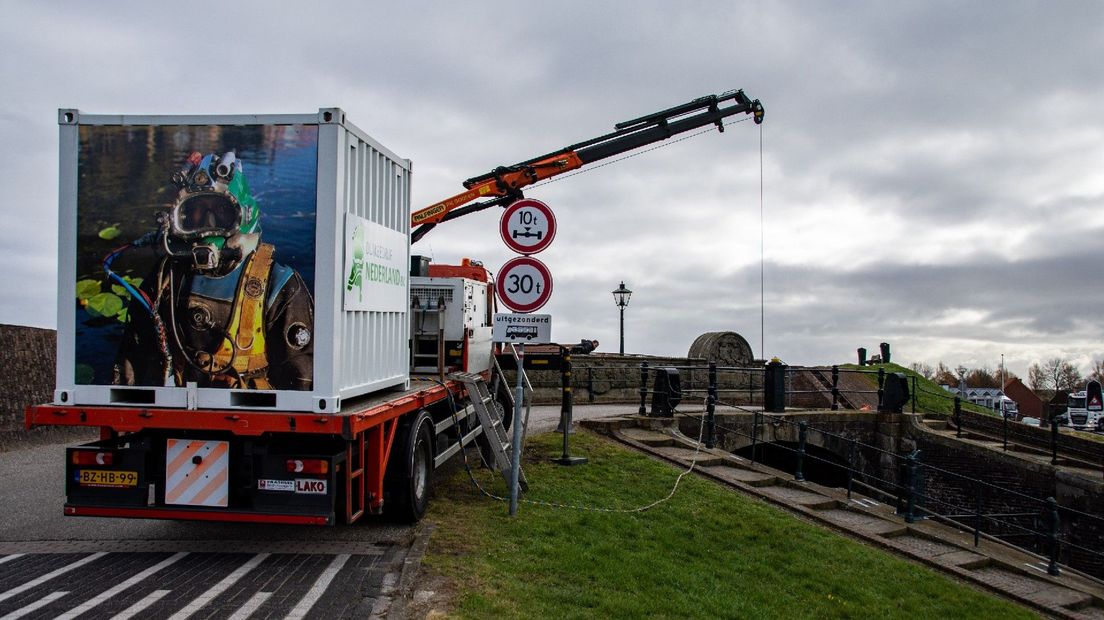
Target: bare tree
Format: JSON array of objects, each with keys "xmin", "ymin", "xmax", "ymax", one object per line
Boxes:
[
  {"xmin": 1090, "ymin": 359, "xmax": 1104, "ymax": 384},
  {"xmin": 967, "ymin": 367, "xmax": 1000, "ymax": 388},
  {"xmin": 1028, "ymin": 358, "xmax": 1084, "ymax": 394},
  {"xmin": 933, "ymin": 362, "xmax": 957, "ymax": 386},
  {"xmin": 909, "ymin": 362, "xmax": 934, "ymax": 380}
]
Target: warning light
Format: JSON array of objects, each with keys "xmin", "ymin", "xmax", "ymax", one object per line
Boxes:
[
  {"xmin": 71, "ymin": 451, "xmax": 114, "ymax": 466},
  {"xmin": 287, "ymin": 459, "xmax": 329, "ymax": 475}
]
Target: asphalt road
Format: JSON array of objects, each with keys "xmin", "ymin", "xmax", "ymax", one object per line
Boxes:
[
  {"xmin": 0, "ymin": 404, "xmax": 635, "ymax": 619},
  {"xmin": 0, "ymin": 437, "xmax": 416, "ymax": 619}
]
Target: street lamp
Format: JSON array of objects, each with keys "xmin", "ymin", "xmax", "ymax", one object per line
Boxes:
[
  {"xmin": 612, "ymin": 281, "xmax": 632, "ymax": 355},
  {"xmin": 956, "ymin": 365, "xmax": 968, "ymax": 398}
]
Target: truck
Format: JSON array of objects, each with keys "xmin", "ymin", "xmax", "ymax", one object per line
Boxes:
[
  {"xmin": 27, "ymin": 89, "xmax": 764, "ymax": 524},
  {"xmin": 1064, "ymin": 386, "xmax": 1104, "ymax": 431}
]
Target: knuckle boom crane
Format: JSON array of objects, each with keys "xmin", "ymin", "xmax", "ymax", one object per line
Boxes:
[{"xmin": 410, "ymin": 88, "xmax": 764, "ymax": 242}]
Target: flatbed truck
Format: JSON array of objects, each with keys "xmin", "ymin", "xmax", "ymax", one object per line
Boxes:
[{"xmin": 27, "ymin": 88, "xmax": 763, "ymax": 524}]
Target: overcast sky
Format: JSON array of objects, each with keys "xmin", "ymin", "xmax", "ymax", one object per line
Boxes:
[{"xmin": 2, "ymin": 0, "xmax": 1102, "ymax": 379}]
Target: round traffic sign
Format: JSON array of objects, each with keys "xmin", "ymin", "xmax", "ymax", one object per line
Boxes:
[
  {"xmin": 496, "ymin": 256, "xmax": 553, "ymax": 313},
  {"xmin": 500, "ymin": 199, "xmax": 557, "ymax": 255}
]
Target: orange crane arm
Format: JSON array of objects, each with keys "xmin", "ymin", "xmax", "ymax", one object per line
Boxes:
[{"xmin": 411, "ymin": 89, "xmax": 763, "ymax": 242}]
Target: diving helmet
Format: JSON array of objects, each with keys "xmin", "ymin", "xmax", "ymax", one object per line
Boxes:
[{"xmin": 170, "ymin": 151, "xmax": 260, "ymax": 272}]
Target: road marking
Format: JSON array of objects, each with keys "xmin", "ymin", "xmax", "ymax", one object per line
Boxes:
[
  {"xmin": 56, "ymin": 552, "xmax": 188, "ymax": 619},
  {"xmin": 111, "ymin": 589, "xmax": 170, "ymax": 620},
  {"xmin": 0, "ymin": 555, "xmax": 24, "ymax": 567},
  {"xmin": 168, "ymin": 553, "xmax": 270, "ymax": 620},
  {"xmin": 0, "ymin": 590, "xmax": 68, "ymax": 619},
  {"xmin": 0, "ymin": 552, "xmax": 107, "ymax": 603},
  {"xmin": 284, "ymin": 553, "xmax": 350, "ymax": 620},
  {"xmin": 228, "ymin": 591, "xmax": 272, "ymax": 620}
]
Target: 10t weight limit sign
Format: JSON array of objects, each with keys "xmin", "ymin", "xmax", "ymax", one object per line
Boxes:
[
  {"xmin": 500, "ymin": 199, "xmax": 556, "ymax": 255},
  {"xmin": 496, "ymin": 256, "xmax": 553, "ymax": 313}
]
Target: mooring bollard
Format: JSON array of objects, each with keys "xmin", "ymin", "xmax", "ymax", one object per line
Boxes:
[
  {"xmin": 1047, "ymin": 497, "xmax": 1061, "ymax": 576},
  {"xmin": 638, "ymin": 362, "xmax": 649, "ymax": 415},
  {"xmin": 706, "ymin": 362, "xmax": 717, "ymax": 449},
  {"xmin": 795, "ymin": 421, "xmax": 807, "ymax": 482},
  {"xmin": 831, "ymin": 365, "xmax": 840, "ymax": 411},
  {"xmin": 554, "ymin": 350, "xmax": 588, "ymax": 467}
]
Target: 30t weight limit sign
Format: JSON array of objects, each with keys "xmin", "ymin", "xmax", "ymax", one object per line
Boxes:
[{"xmin": 496, "ymin": 256, "xmax": 553, "ymax": 313}]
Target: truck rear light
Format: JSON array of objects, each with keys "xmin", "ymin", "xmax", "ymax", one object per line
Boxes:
[
  {"xmin": 71, "ymin": 451, "xmax": 114, "ymax": 466},
  {"xmin": 287, "ymin": 459, "xmax": 328, "ymax": 475}
]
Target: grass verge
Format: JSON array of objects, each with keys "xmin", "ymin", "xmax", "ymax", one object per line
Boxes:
[{"xmin": 422, "ymin": 431, "xmax": 1036, "ymax": 619}]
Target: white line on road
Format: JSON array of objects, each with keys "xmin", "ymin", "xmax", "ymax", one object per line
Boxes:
[
  {"xmin": 110, "ymin": 589, "xmax": 170, "ymax": 620},
  {"xmin": 228, "ymin": 591, "xmax": 272, "ymax": 620},
  {"xmin": 284, "ymin": 554, "xmax": 350, "ymax": 620},
  {"xmin": 56, "ymin": 552, "xmax": 188, "ymax": 619},
  {"xmin": 0, "ymin": 590, "xmax": 68, "ymax": 619},
  {"xmin": 0, "ymin": 555, "xmax": 24, "ymax": 567},
  {"xmin": 0, "ymin": 552, "xmax": 107, "ymax": 603},
  {"xmin": 168, "ymin": 553, "xmax": 271, "ymax": 620}
]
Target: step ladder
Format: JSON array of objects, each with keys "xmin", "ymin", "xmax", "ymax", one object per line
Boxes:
[{"xmin": 450, "ymin": 372, "xmax": 527, "ymax": 491}]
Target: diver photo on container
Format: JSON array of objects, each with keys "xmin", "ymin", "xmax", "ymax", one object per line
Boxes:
[{"xmin": 74, "ymin": 124, "xmax": 319, "ymax": 391}]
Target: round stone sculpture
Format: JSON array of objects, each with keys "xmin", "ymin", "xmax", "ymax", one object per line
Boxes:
[{"xmin": 688, "ymin": 331, "xmax": 754, "ymax": 366}]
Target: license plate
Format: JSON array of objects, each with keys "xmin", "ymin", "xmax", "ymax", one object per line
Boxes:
[{"xmin": 79, "ymin": 469, "xmax": 138, "ymax": 488}]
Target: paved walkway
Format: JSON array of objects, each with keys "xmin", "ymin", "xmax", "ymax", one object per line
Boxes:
[{"xmin": 582, "ymin": 412, "xmax": 1104, "ymax": 620}]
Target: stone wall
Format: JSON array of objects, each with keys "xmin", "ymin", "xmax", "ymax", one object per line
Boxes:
[
  {"xmin": 949, "ymin": 407, "xmax": 1104, "ymax": 464},
  {"xmin": 0, "ymin": 324, "xmax": 56, "ymax": 432},
  {"xmin": 666, "ymin": 407, "xmax": 1104, "ymax": 578},
  {"xmin": 907, "ymin": 419, "xmax": 1104, "ymax": 578},
  {"xmin": 0, "ymin": 324, "xmax": 94, "ymax": 450}
]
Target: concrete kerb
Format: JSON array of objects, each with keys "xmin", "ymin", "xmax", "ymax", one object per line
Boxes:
[{"xmin": 582, "ymin": 413, "xmax": 1104, "ymax": 620}]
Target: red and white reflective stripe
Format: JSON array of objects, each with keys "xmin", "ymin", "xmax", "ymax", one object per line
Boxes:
[{"xmin": 165, "ymin": 439, "xmax": 229, "ymax": 507}]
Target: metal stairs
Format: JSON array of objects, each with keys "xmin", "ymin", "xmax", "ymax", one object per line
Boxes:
[{"xmin": 450, "ymin": 371, "xmax": 527, "ymax": 491}]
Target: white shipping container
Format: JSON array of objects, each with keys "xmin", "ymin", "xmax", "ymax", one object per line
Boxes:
[{"xmin": 55, "ymin": 108, "xmax": 411, "ymax": 413}]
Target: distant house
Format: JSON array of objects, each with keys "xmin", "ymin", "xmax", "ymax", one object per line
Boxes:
[
  {"xmin": 1003, "ymin": 377, "xmax": 1043, "ymax": 420},
  {"xmin": 941, "ymin": 385, "xmax": 1005, "ymax": 410}
]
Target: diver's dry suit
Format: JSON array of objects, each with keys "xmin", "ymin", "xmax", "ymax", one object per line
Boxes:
[{"xmin": 114, "ymin": 250, "xmax": 314, "ymax": 390}]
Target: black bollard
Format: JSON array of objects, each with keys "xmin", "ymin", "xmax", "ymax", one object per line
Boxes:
[
  {"xmin": 638, "ymin": 362, "xmax": 649, "ymax": 415},
  {"xmin": 554, "ymin": 349, "xmax": 587, "ymax": 466}
]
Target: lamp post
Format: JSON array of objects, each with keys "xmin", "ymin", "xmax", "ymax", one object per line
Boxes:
[{"xmin": 612, "ymin": 281, "xmax": 632, "ymax": 355}]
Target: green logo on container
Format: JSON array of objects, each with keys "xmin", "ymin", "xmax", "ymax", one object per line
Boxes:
[{"xmin": 347, "ymin": 224, "xmax": 364, "ymax": 302}]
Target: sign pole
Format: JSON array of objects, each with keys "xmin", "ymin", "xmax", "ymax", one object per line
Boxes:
[{"xmin": 510, "ymin": 343, "xmax": 525, "ymax": 516}]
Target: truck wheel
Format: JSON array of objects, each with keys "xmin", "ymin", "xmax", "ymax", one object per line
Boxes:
[{"xmin": 385, "ymin": 410, "xmax": 434, "ymax": 522}]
